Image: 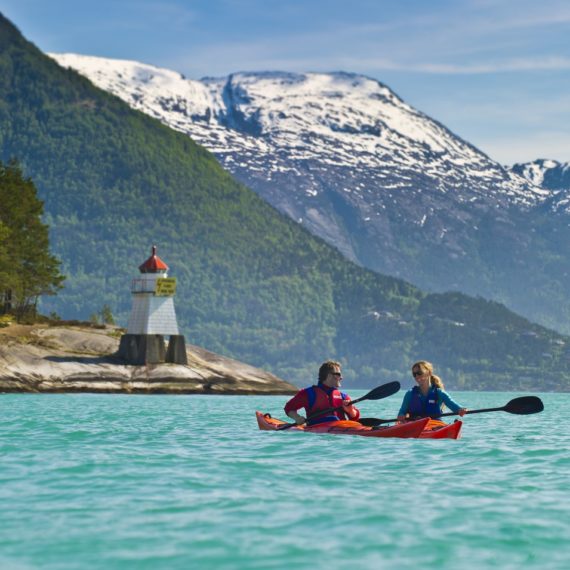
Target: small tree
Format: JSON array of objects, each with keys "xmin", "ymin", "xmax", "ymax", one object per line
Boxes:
[
  {"xmin": 0, "ymin": 221, "xmax": 13, "ymax": 312},
  {"xmin": 88, "ymin": 305, "xmax": 115, "ymax": 326},
  {"xmin": 0, "ymin": 159, "xmax": 65, "ymax": 320},
  {"xmin": 100, "ymin": 304, "xmax": 115, "ymax": 325}
]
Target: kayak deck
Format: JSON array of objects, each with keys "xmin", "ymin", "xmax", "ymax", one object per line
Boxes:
[
  {"xmin": 256, "ymin": 411, "xmax": 429, "ymax": 438},
  {"xmin": 419, "ymin": 418, "xmax": 462, "ymax": 439}
]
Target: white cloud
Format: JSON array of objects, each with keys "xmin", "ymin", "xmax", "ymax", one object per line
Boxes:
[
  {"xmin": 379, "ymin": 57, "xmax": 570, "ymax": 75},
  {"xmin": 163, "ymin": 0, "xmax": 570, "ymax": 78}
]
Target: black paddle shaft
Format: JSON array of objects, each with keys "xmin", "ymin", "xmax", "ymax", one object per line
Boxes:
[
  {"xmin": 438, "ymin": 395, "xmax": 544, "ymax": 418},
  {"xmin": 359, "ymin": 395, "xmax": 544, "ymax": 426}
]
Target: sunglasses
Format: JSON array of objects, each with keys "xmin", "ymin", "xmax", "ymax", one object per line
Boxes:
[
  {"xmin": 330, "ymin": 372, "xmax": 342, "ymax": 377},
  {"xmin": 412, "ymin": 371, "xmax": 424, "ymax": 377}
]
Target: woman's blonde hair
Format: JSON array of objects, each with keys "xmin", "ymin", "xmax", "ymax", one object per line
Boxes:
[{"xmin": 412, "ymin": 360, "xmax": 444, "ymax": 390}]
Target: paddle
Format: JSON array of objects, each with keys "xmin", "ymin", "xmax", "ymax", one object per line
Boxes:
[
  {"xmin": 358, "ymin": 395, "xmax": 544, "ymax": 427},
  {"xmin": 277, "ymin": 381, "xmax": 401, "ymax": 430}
]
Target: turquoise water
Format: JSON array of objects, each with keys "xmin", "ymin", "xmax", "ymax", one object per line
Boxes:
[{"xmin": 1, "ymin": 391, "xmax": 568, "ymax": 570}]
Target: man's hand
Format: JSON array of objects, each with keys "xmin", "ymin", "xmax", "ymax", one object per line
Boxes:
[{"xmin": 287, "ymin": 411, "xmax": 306, "ymax": 425}]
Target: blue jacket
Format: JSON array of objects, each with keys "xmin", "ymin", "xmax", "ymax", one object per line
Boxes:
[{"xmin": 398, "ymin": 386, "xmax": 463, "ymax": 418}]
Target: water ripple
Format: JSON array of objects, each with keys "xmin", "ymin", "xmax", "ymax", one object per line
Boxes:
[{"xmin": 1, "ymin": 392, "xmax": 569, "ymax": 569}]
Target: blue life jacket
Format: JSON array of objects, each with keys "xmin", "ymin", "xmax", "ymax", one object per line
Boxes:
[{"xmin": 408, "ymin": 386, "xmax": 441, "ymax": 418}]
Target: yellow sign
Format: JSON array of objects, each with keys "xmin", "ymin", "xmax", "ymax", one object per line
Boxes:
[{"xmin": 155, "ymin": 277, "xmax": 177, "ymax": 296}]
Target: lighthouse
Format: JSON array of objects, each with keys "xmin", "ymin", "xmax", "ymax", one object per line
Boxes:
[{"xmin": 117, "ymin": 245, "xmax": 188, "ymax": 365}]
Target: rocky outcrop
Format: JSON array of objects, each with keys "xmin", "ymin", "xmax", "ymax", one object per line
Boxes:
[{"xmin": 0, "ymin": 324, "xmax": 298, "ymax": 395}]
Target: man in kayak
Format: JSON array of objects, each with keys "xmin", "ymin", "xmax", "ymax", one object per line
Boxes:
[
  {"xmin": 284, "ymin": 360, "xmax": 360, "ymax": 426},
  {"xmin": 397, "ymin": 360, "xmax": 467, "ymax": 421}
]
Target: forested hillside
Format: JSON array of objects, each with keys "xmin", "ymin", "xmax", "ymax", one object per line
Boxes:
[{"xmin": 0, "ymin": 13, "xmax": 568, "ymax": 390}]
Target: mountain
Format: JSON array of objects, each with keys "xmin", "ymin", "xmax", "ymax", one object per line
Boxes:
[
  {"xmin": 512, "ymin": 159, "xmax": 570, "ymax": 192},
  {"xmin": 512, "ymin": 159, "xmax": 570, "ymax": 213},
  {"xmin": 1, "ymin": 13, "xmax": 569, "ymax": 392},
  {"xmin": 50, "ymin": 53, "xmax": 570, "ymax": 336}
]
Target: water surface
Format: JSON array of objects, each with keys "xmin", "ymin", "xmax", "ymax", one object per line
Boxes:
[{"xmin": 1, "ymin": 392, "xmax": 568, "ymax": 569}]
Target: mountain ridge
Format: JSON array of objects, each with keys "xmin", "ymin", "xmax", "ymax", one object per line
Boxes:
[
  {"xmin": 52, "ymin": 53, "xmax": 545, "ymax": 203},
  {"xmin": 50, "ymin": 52, "xmax": 570, "ymax": 336}
]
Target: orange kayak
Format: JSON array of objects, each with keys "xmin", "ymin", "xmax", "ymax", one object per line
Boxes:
[
  {"xmin": 256, "ymin": 411, "xmax": 429, "ymax": 438},
  {"xmin": 419, "ymin": 418, "xmax": 463, "ymax": 439}
]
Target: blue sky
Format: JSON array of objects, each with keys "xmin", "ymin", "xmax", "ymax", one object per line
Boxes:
[{"xmin": 2, "ymin": 0, "xmax": 569, "ymax": 165}]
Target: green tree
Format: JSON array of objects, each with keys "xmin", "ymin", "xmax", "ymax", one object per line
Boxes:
[
  {"xmin": 0, "ymin": 220, "xmax": 12, "ymax": 311},
  {"xmin": 0, "ymin": 159, "xmax": 65, "ymax": 320},
  {"xmin": 100, "ymin": 304, "xmax": 115, "ymax": 325}
]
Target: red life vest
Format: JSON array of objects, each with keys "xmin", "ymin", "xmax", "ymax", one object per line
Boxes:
[{"xmin": 306, "ymin": 384, "xmax": 350, "ymax": 425}]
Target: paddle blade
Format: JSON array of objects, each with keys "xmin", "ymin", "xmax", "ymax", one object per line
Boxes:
[
  {"xmin": 504, "ymin": 396, "xmax": 544, "ymax": 415},
  {"xmin": 361, "ymin": 381, "xmax": 400, "ymax": 402}
]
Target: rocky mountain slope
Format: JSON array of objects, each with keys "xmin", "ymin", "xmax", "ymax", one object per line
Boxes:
[{"xmin": 51, "ymin": 53, "xmax": 570, "ymax": 335}]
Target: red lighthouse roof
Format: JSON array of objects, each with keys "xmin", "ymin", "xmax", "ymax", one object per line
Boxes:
[{"xmin": 139, "ymin": 245, "xmax": 169, "ymax": 273}]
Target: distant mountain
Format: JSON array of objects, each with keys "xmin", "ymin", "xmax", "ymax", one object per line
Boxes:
[
  {"xmin": 51, "ymin": 53, "xmax": 570, "ymax": 336},
  {"xmin": 512, "ymin": 159, "xmax": 570, "ymax": 191},
  {"xmin": 49, "ymin": 54, "xmax": 546, "ymax": 260},
  {"xmin": 1, "ymin": 13, "xmax": 569, "ymax": 391},
  {"xmin": 511, "ymin": 159, "xmax": 570, "ymax": 214}
]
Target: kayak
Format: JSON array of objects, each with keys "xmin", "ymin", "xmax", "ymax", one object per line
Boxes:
[
  {"xmin": 420, "ymin": 418, "xmax": 463, "ymax": 439},
  {"xmin": 256, "ymin": 411, "xmax": 429, "ymax": 438}
]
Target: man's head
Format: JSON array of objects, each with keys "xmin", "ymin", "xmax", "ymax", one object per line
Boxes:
[{"xmin": 318, "ymin": 360, "xmax": 342, "ymax": 388}]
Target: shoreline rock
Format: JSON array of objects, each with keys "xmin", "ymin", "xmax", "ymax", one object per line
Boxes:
[{"xmin": 0, "ymin": 324, "xmax": 298, "ymax": 395}]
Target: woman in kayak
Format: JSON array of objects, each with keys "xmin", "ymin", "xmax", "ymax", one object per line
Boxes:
[
  {"xmin": 284, "ymin": 360, "xmax": 360, "ymax": 426},
  {"xmin": 397, "ymin": 360, "xmax": 467, "ymax": 421}
]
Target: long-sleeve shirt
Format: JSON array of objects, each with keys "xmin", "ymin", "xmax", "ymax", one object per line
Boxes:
[{"xmin": 398, "ymin": 387, "xmax": 463, "ymax": 417}]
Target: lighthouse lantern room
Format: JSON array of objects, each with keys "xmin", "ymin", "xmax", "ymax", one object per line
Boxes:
[{"xmin": 117, "ymin": 245, "xmax": 188, "ymax": 365}]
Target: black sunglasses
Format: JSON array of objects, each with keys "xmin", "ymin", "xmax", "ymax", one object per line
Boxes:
[
  {"xmin": 330, "ymin": 372, "xmax": 342, "ymax": 377},
  {"xmin": 412, "ymin": 371, "xmax": 424, "ymax": 377}
]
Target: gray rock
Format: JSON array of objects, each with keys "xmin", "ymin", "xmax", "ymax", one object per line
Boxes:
[{"xmin": 0, "ymin": 324, "xmax": 298, "ymax": 395}]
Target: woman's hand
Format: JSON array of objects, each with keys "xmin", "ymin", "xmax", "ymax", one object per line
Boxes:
[{"xmin": 458, "ymin": 408, "xmax": 467, "ymax": 417}]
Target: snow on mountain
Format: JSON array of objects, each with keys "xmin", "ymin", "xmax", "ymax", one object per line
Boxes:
[
  {"xmin": 52, "ymin": 53, "xmax": 543, "ymax": 197},
  {"xmin": 511, "ymin": 159, "xmax": 570, "ymax": 213},
  {"xmin": 512, "ymin": 159, "xmax": 570, "ymax": 190},
  {"xmin": 51, "ymin": 53, "xmax": 570, "ymax": 337},
  {"xmin": 512, "ymin": 159, "xmax": 561, "ymax": 187},
  {"xmin": 51, "ymin": 53, "xmax": 550, "ymax": 272}
]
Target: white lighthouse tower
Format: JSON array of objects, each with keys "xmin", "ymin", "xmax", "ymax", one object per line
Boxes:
[{"xmin": 118, "ymin": 245, "xmax": 187, "ymax": 365}]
